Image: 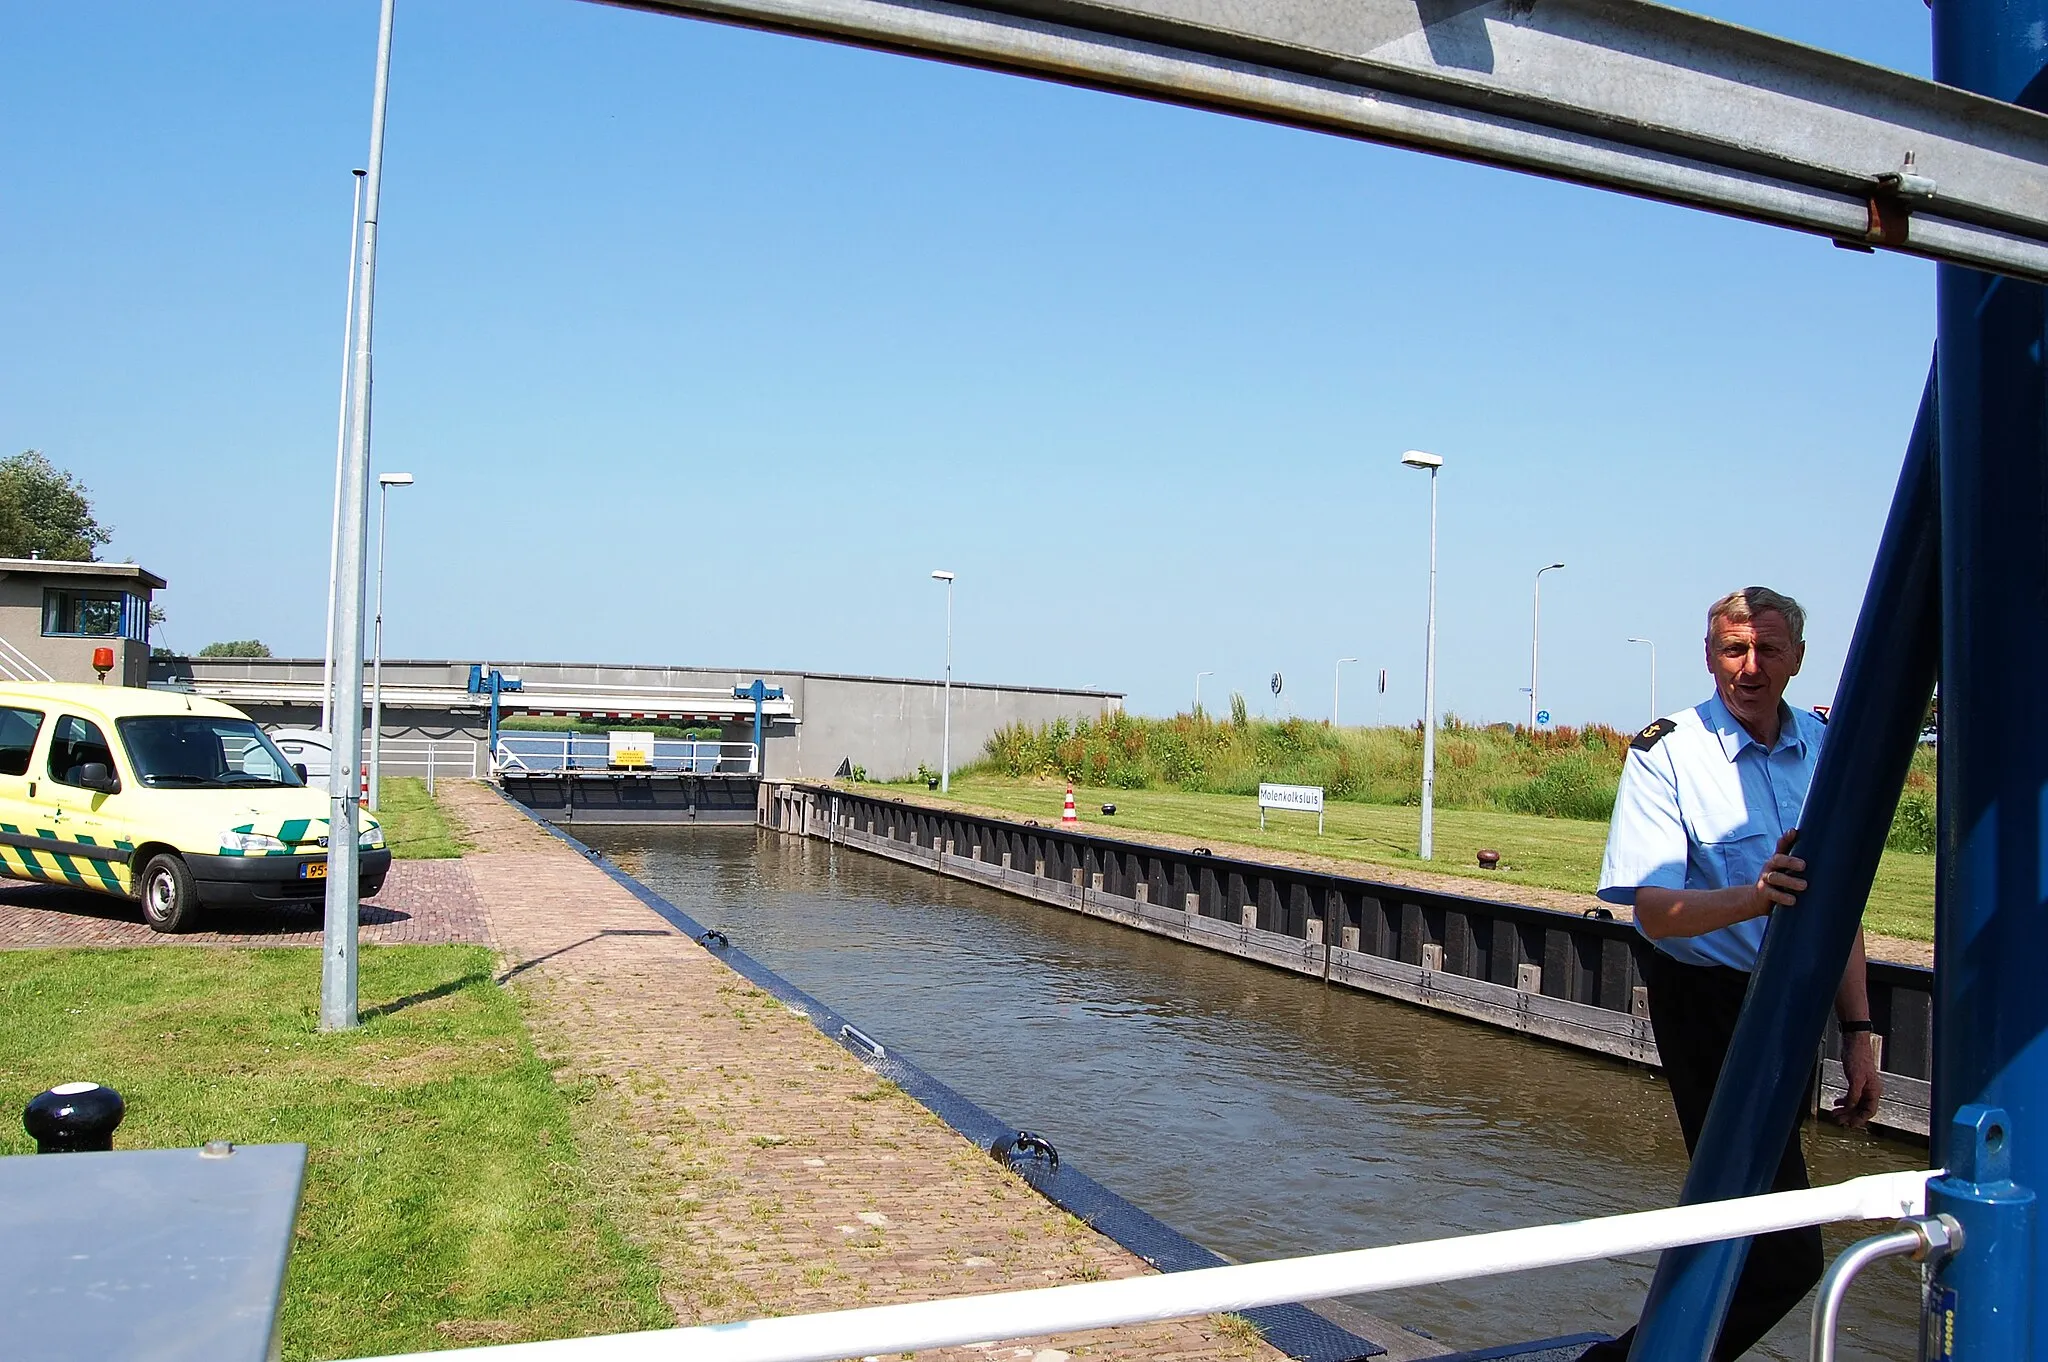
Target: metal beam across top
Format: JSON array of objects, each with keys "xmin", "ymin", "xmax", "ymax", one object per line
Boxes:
[{"xmin": 593, "ymin": 0, "xmax": 2048, "ymax": 280}]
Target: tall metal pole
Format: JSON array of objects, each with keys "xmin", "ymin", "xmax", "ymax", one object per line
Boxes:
[
  {"xmin": 321, "ymin": 168, "xmax": 367, "ymax": 734},
  {"xmin": 1195, "ymin": 671, "xmax": 1214, "ymax": 716},
  {"xmin": 1530, "ymin": 562, "xmax": 1563, "ymax": 728},
  {"xmin": 941, "ymin": 576, "xmax": 953, "ymax": 792},
  {"xmin": 323, "ymin": 0, "xmax": 396, "ymax": 1034},
  {"xmin": 1333, "ymin": 657, "xmax": 1357, "ymax": 727},
  {"xmin": 1626, "ymin": 637, "xmax": 1657, "ymax": 723},
  {"xmin": 1930, "ymin": 3, "xmax": 2048, "ymax": 1352},
  {"xmin": 369, "ymin": 479, "xmax": 389, "ymax": 811},
  {"xmin": 1420, "ymin": 465, "xmax": 1439, "ymax": 860}
]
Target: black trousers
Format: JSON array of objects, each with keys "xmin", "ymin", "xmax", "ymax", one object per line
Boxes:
[{"xmin": 1581, "ymin": 952, "xmax": 1823, "ymax": 1361}]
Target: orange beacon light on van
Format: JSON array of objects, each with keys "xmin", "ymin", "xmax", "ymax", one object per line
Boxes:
[{"xmin": 91, "ymin": 647, "xmax": 114, "ymax": 681}]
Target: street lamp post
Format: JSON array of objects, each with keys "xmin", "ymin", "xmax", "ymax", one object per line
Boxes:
[
  {"xmin": 321, "ymin": 167, "xmax": 368, "ymax": 735},
  {"xmin": 1627, "ymin": 636, "xmax": 1658, "ymax": 723},
  {"xmin": 1401, "ymin": 450, "xmax": 1443, "ymax": 860},
  {"xmin": 323, "ymin": 0, "xmax": 396, "ymax": 1035},
  {"xmin": 368, "ymin": 472, "xmax": 413, "ymax": 811},
  {"xmin": 1195, "ymin": 671, "xmax": 1215, "ymax": 716},
  {"xmin": 1530, "ymin": 562, "xmax": 1565, "ymax": 728},
  {"xmin": 931, "ymin": 571, "xmax": 954, "ymax": 793},
  {"xmin": 1333, "ymin": 657, "xmax": 1359, "ymax": 727}
]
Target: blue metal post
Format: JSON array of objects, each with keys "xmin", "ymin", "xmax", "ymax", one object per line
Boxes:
[
  {"xmin": 1927, "ymin": 1106, "xmax": 2036, "ymax": 1358},
  {"xmin": 733, "ymin": 681, "xmax": 784, "ymax": 776},
  {"xmin": 1932, "ymin": 4, "xmax": 2048, "ymax": 1354},
  {"xmin": 470, "ymin": 664, "xmax": 522, "ymax": 770},
  {"xmin": 1626, "ymin": 370, "xmax": 1942, "ymax": 1360}
]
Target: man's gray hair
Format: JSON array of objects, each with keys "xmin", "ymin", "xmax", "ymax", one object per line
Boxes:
[{"xmin": 1707, "ymin": 587, "xmax": 1806, "ymax": 644}]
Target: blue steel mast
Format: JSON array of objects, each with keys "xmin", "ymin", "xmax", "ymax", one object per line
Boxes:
[{"xmin": 1929, "ymin": 2, "xmax": 2048, "ymax": 1355}]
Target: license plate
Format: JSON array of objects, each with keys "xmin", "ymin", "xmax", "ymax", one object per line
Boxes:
[{"xmin": 299, "ymin": 862, "xmax": 328, "ymax": 880}]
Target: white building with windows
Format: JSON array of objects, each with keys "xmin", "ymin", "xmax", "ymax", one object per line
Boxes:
[{"xmin": 0, "ymin": 558, "xmax": 165, "ymax": 687}]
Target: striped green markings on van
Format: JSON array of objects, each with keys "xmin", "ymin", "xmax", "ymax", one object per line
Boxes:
[
  {"xmin": 67, "ymin": 833, "xmax": 127, "ymax": 891},
  {"xmin": 0, "ymin": 822, "xmax": 129, "ymax": 892},
  {"xmin": 219, "ymin": 817, "xmax": 328, "ymax": 857}
]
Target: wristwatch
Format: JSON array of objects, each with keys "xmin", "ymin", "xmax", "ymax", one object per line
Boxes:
[{"xmin": 1839, "ymin": 1019, "xmax": 1875, "ymax": 1033}]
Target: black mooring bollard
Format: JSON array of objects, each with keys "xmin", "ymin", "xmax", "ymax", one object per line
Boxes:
[{"xmin": 23, "ymin": 1082, "xmax": 125, "ymax": 1153}]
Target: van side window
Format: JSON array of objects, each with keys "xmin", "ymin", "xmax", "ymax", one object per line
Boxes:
[
  {"xmin": 0, "ymin": 707, "xmax": 44, "ymax": 778},
  {"xmin": 49, "ymin": 716, "xmax": 115, "ymax": 788}
]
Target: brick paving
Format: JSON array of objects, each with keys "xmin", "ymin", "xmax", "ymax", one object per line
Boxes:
[
  {"xmin": 441, "ymin": 780, "xmax": 1294, "ymax": 1362},
  {"xmin": 0, "ymin": 857, "xmax": 488, "ymax": 949}
]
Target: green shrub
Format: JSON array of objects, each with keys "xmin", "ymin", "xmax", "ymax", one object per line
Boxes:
[
  {"xmin": 965, "ymin": 712, "xmax": 1944, "ymax": 836},
  {"xmin": 969, "ymin": 713, "xmax": 1633, "ymax": 818},
  {"xmin": 1887, "ymin": 789, "xmax": 1936, "ymax": 854},
  {"xmin": 1496, "ymin": 755, "xmax": 1618, "ymax": 821}
]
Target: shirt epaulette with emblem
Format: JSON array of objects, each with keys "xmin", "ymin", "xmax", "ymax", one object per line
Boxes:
[{"xmin": 1631, "ymin": 717, "xmax": 1678, "ymax": 752}]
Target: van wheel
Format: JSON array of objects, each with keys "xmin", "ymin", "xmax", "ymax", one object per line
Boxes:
[{"xmin": 138, "ymin": 854, "xmax": 199, "ymax": 934}]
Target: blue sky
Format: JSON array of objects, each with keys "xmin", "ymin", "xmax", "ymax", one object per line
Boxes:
[{"xmin": 5, "ymin": 2, "xmax": 1941, "ymax": 726}]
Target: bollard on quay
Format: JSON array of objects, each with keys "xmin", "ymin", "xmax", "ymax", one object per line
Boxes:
[{"xmin": 22, "ymin": 1081, "xmax": 125, "ymax": 1153}]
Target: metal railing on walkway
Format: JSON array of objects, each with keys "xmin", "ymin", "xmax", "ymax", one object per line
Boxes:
[
  {"xmin": 351, "ymin": 1167, "xmax": 1935, "ymax": 1362},
  {"xmin": 492, "ymin": 732, "xmax": 759, "ymax": 776},
  {"xmin": 374, "ymin": 739, "xmax": 479, "ymax": 792}
]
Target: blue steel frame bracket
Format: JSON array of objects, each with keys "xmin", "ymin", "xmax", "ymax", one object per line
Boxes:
[
  {"xmin": 1926, "ymin": 1106, "xmax": 2036, "ymax": 1360},
  {"xmin": 733, "ymin": 680, "xmax": 784, "ymax": 775},
  {"xmin": 469, "ymin": 665, "xmax": 524, "ymax": 762}
]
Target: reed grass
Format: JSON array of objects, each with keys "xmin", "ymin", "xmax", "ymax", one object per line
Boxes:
[{"xmin": 969, "ymin": 711, "xmax": 1939, "ymax": 852}]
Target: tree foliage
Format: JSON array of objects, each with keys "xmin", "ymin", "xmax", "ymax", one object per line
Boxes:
[
  {"xmin": 197, "ymin": 640, "xmax": 272, "ymax": 658},
  {"xmin": 0, "ymin": 451, "xmax": 111, "ymax": 561}
]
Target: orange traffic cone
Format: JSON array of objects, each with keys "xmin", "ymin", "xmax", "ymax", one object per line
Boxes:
[{"xmin": 1062, "ymin": 784, "xmax": 1078, "ymax": 823}]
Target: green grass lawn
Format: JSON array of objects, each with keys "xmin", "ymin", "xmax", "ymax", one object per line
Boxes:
[
  {"xmin": 888, "ymin": 775, "xmax": 1937, "ymax": 944},
  {"xmin": 376, "ymin": 776, "xmax": 471, "ymax": 860},
  {"xmin": 0, "ymin": 947, "xmax": 669, "ymax": 1360}
]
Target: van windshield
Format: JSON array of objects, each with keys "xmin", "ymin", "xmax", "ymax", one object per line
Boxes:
[{"xmin": 117, "ymin": 717, "xmax": 304, "ymax": 788}]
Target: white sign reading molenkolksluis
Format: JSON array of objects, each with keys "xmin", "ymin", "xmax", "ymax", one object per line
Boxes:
[{"xmin": 1258, "ymin": 783, "xmax": 1325, "ymax": 812}]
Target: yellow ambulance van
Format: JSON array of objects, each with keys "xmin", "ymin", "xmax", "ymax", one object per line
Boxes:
[{"xmin": 0, "ymin": 683, "xmax": 389, "ymax": 932}]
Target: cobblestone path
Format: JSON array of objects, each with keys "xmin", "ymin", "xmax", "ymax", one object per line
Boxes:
[
  {"xmin": 0, "ymin": 857, "xmax": 487, "ymax": 948},
  {"xmin": 442, "ymin": 781, "xmax": 1291, "ymax": 1362}
]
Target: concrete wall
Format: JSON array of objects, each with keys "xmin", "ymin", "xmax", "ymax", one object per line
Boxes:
[
  {"xmin": 149, "ymin": 656, "xmax": 1121, "ymax": 782},
  {"xmin": 779, "ymin": 674, "xmax": 1119, "ymax": 782}
]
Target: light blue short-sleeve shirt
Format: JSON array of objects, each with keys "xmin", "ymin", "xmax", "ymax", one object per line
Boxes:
[{"xmin": 1597, "ymin": 693, "xmax": 1827, "ymax": 972}]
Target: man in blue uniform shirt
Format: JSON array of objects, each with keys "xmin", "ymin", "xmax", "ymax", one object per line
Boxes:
[{"xmin": 1581, "ymin": 587, "xmax": 1882, "ymax": 1361}]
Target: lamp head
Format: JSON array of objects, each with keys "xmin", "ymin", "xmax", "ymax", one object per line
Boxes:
[
  {"xmin": 1339, "ymin": 656, "xmax": 1359, "ymax": 664},
  {"xmin": 1400, "ymin": 450, "xmax": 1443, "ymax": 470},
  {"xmin": 930, "ymin": 570, "xmax": 955, "ymax": 582},
  {"xmin": 1543, "ymin": 561, "xmax": 1565, "ymax": 572},
  {"xmin": 379, "ymin": 472, "xmax": 415, "ymax": 487}
]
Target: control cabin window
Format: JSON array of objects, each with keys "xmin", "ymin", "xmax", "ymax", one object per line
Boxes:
[
  {"xmin": 0, "ymin": 707, "xmax": 44, "ymax": 778},
  {"xmin": 42, "ymin": 588, "xmax": 146, "ymax": 640},
  {"xmin": 48, "ymin": 715, "xmax": 115, "ymax": 788}
]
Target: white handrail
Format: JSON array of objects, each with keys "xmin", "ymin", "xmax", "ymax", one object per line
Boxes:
[
  {"xmin": 491, "ymin": 734, "xmax": 759, "ymax": 775},
  {"xmin": 348, "ymin": 1168, "xmax": 1935, "ymax": 1362},
  {"xmin": 374, "ymin": 739, "xmax": 478, "ymax": 779}
]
